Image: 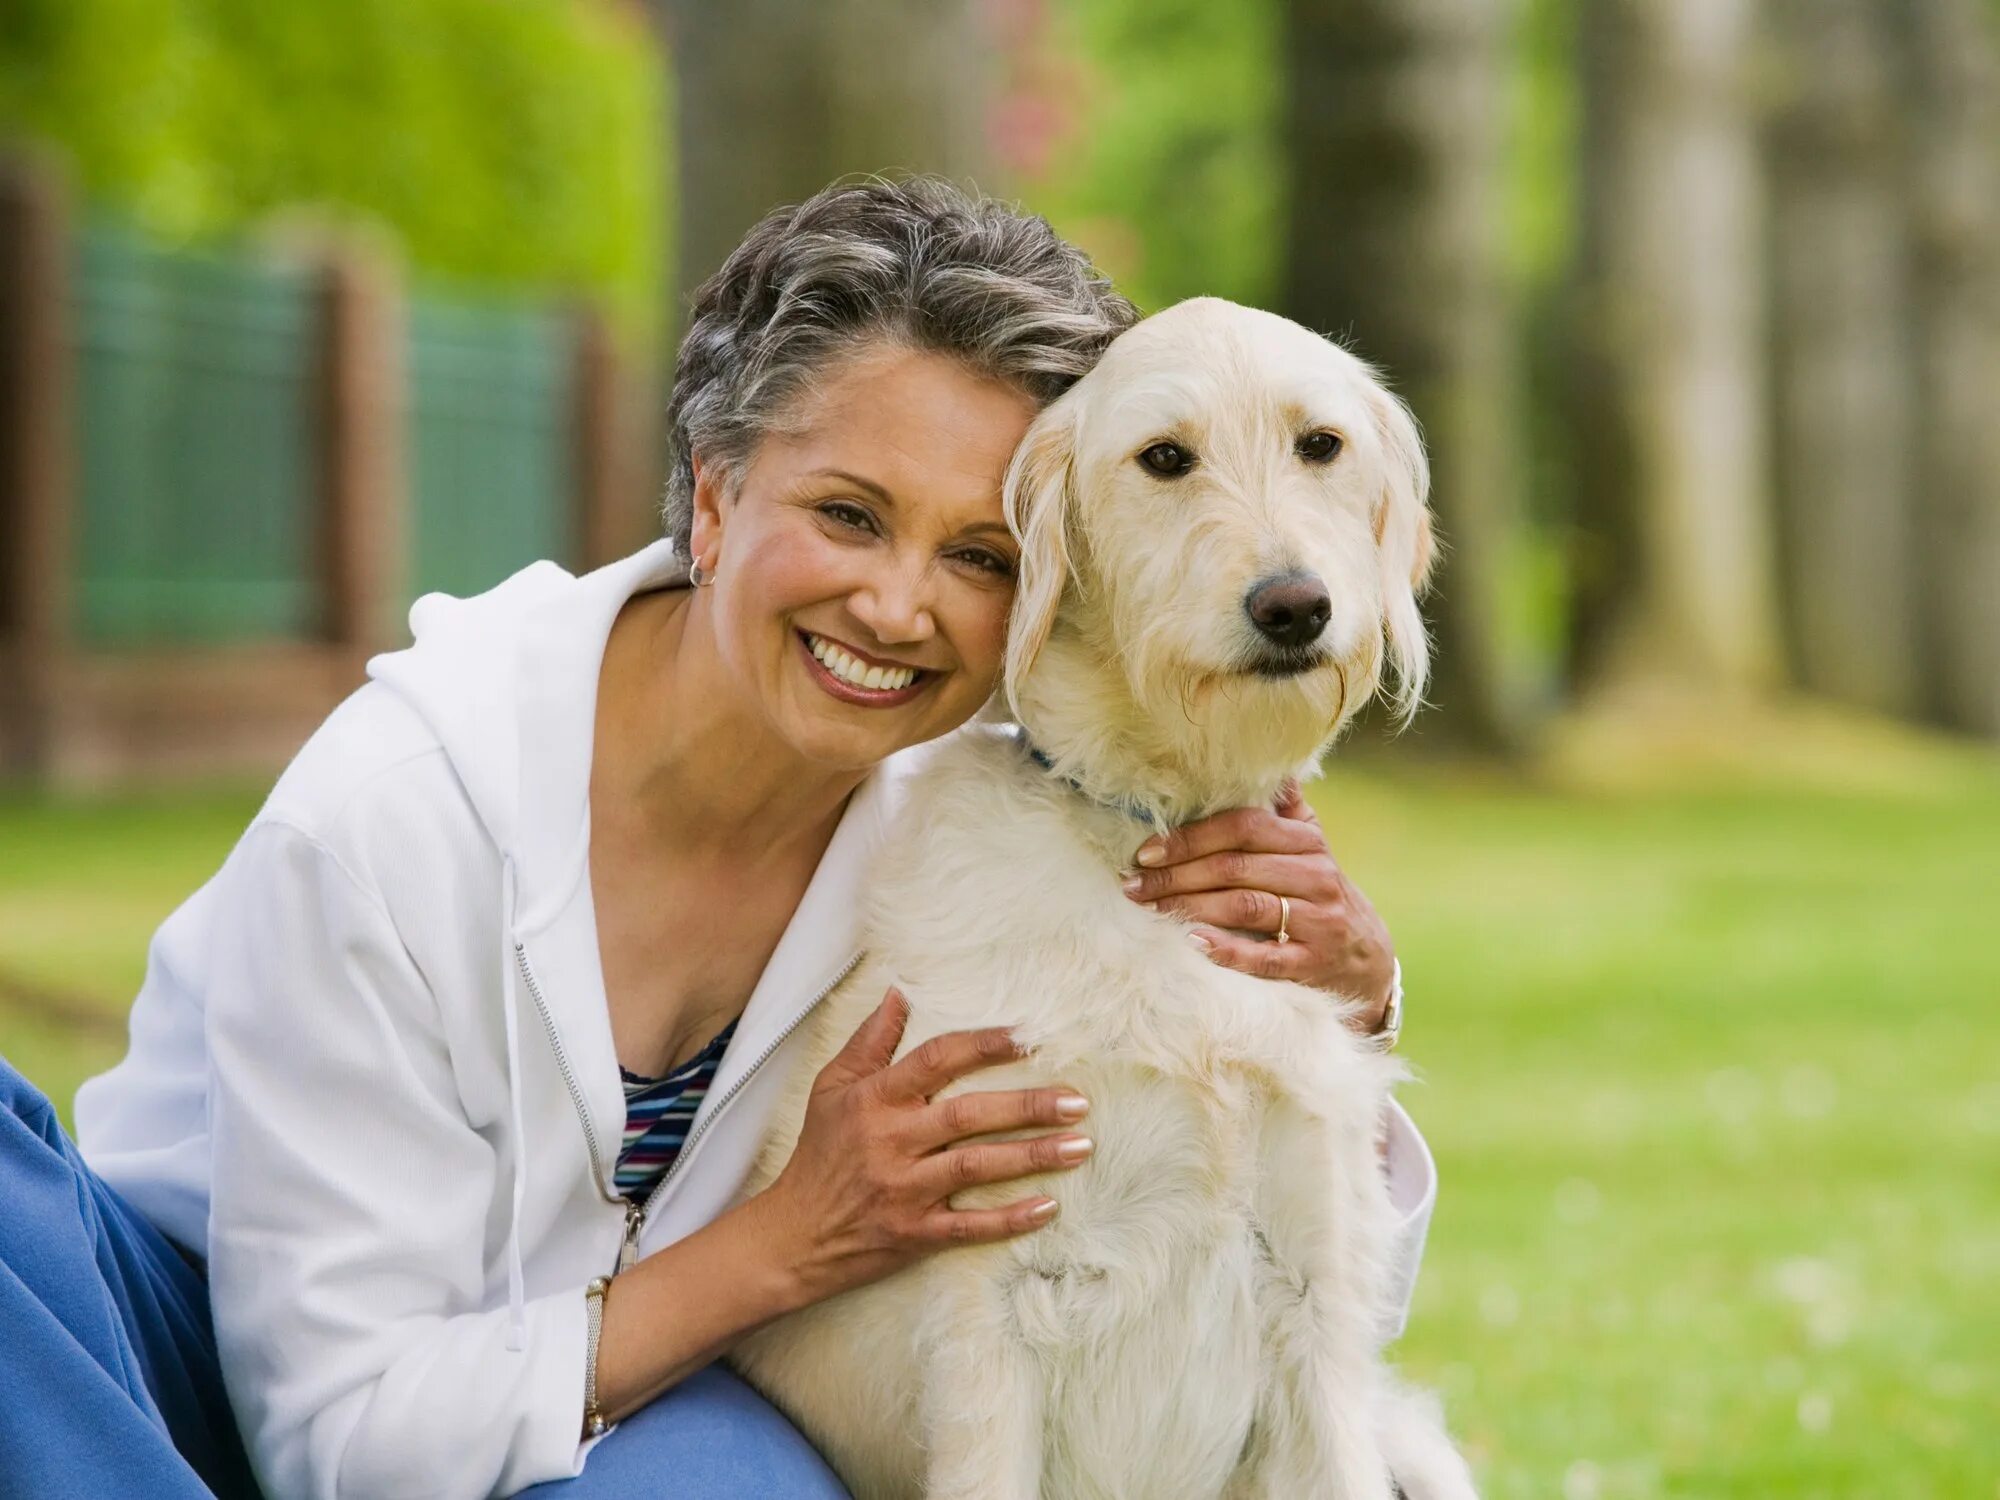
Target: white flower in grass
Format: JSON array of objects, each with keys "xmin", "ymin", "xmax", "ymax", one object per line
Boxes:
[
  {"xmin": 1478, "ymin": 1283, "xmax": 1519, "ymax": 1328},
  {"xmin": 1797, "ymin": 1390, "xmax": 1833, "ymax": 1434},
  {"xmin": 1562, "ymin": 1459, "xmax": 1602, "ymax": 1500},
  {"xmin": 1554, "ymin": 1177, "xmax": 1602, "ymax": 1224}
]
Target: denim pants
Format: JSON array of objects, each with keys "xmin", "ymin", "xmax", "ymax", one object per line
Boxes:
[{"xmin": 0, "ymin": 1054, "xmax": 848, "ymax": 1498}]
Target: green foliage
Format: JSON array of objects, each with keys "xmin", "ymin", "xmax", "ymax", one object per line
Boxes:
[
  {"xmin": 0, "ymin": 0, "xmax": 665, "ymax": 332},
  {"xmin": 1028, "ymin": 0, "xmax": 1282, "ymax": 312},
  {"xmin": 1027, "ymin": 0, "xmax": 1578, "ymax": 319}
]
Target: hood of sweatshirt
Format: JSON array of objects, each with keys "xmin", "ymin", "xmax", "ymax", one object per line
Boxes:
[
  {"xmin": 361, "ymin": 538, "xmax": 911, "ymax": 1346},
  {"xmin": 367, "ymin": 544, "xmax": 681, "ymax": 933},
  {"xmin": 367, "ymin": 541, "xmax": 694, "ymax": 1344}
]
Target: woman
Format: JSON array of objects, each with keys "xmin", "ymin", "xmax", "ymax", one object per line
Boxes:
[{"xmin": 10, "ymin": 178, "xmax": 1433, "ymax": 1498}]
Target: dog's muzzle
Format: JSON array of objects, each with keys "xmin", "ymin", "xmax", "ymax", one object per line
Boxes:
[
  {"xmin": 1243, "ymin": 570, "xmax": 1333, "ymax": 675},
  {"xmin": 1244, "ymin": 571, "xmax": 1331, "ymax": 650}
]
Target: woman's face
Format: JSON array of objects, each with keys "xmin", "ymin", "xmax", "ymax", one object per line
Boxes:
[{"xmin": 690, "ymin": 343, "xmax": 1039, "ymax": 771}]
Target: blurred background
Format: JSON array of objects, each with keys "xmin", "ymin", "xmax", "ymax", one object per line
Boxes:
[{"xmin": 2, "ymin": 1, "xmax": 1997, "ymax": 1495}]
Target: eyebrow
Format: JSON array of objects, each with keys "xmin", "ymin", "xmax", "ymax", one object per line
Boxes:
[{"xmin": 813, "ymin": 468, "xmax": 894, "ymax": 505}]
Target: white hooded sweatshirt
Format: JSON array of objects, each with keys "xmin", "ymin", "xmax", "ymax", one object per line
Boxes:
[{"xmin": 74, "ymin": 539, "xmax": 1437, "ymax": 1500}]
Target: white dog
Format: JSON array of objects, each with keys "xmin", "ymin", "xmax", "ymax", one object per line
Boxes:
[{"xmin": 730, "ymin": 298, "xmax": 1476, "ymax": 1500}]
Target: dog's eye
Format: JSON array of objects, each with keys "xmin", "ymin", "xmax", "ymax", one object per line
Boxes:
[
  {"xmin": 1137, "ymin": 441, "xmax": 1195, "ymax": 478},
  {"xmin": 1296, "ymin": 431, "xmax": 1343, "ymax": 464}
]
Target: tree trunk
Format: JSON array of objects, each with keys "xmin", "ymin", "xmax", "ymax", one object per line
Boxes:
[
  {"xmin": 1569, "ymin": 0, "xmax": 1783, "ymax": 694},
  {"xmin": 1282, "ymin": 0, "xmax": 1527, "ymax": 752},
  {"xmin": 653, "ymin": 0, "xmax": 992, "ymax": 322},
  {"xmin": 1764, "ymin": 0, "xmax": 1920, "ymax": 716},
  {"xmin": 1895, "ymin": 0, "xmax": 2000, "ymax": 737}
]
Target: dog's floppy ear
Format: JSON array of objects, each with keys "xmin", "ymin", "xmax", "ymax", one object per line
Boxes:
[
  {"xmin": 1002, "ymin": 398, "xmax": 1080, "ymax": 718},
  {"xmin": 1363, "ymin": 375, "xmax": 1436, "ymax": 723}
]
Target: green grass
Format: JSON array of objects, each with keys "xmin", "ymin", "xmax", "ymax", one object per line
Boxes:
[{"xmin": 2, "ymin": 755, "xmax": 1996, "ymax": 1497}]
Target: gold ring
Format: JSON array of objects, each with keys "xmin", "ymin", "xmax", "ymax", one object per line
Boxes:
[{"xmin": 1275, "ymin": 894, "xmax": 1291, "ymax": 945}]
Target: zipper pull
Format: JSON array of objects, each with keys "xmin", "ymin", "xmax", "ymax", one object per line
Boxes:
[{"xmin": 618, "ymin": 1200, "xmax": 644, "ymax": 1274}]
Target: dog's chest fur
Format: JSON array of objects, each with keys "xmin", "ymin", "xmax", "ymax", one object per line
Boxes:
[{"xmin": 732, "ymin": 731, "xmax": 1403, "ymax": 1499}]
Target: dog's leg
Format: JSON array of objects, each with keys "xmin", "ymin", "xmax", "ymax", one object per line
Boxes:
[
  {"xmin": 1228, "ymin": 1091, "xmax": 1398, "ymax": 1500},
  {"xmin": 915, "ymin": 1265, "xmax": 1045, "ymax": 1500},
  {"xmin": 1373, "ymin": 1378, "xmax": 1478, "ymax": 1500}
]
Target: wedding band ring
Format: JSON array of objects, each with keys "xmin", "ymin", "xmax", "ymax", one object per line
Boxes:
[{"xmin": 1275, "ymin": 895, "xmax": 1291, "ymax": 945}]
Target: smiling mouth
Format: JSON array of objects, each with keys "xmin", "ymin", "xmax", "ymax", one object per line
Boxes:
[{"xmin": 797, "ymin": 630, "xmax": 935, "ymax": 703}]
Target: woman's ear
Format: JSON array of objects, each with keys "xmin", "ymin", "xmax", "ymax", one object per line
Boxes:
[
  {"xmin": 687, "ymin": 453, "xmax": 728, "ymax": 569},
  {"xmin": 1363, "ymin": 375, "xmax": 1436, "ymax": 723},
  {"xmin": 1002, "ymin": 400, "xmax": 1081, "ymax": 717}
]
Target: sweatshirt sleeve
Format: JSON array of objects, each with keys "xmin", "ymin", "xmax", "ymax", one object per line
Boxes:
[
  {"xmin": 203, "ymin": 820, "xmax": 590, "ymax": 1500},
  {"xmin": 1379, "ymin": 1097, "xmax": 1438, "ymax": 1345}
]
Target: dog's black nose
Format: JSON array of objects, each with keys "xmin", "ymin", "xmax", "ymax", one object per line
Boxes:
[{"xmin": 1244, "ymin": 572, "xmax": 1332, "ymax": 649}]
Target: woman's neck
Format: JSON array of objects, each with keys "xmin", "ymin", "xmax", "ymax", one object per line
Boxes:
[{"xmin": 593, "ymin": 588, "xmax": 864, "ymax": 861}]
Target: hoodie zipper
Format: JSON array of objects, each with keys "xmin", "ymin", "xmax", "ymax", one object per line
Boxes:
[
  {"xmin": 620, "ymin": 949, "xmax": 865, "ymax": 1271},
  {"xmin": 516, "ymin": 939, "xmax": 865, "ymax": 1277},
  {"xmin": 515, "ymin": 942, "xmax": 623, "ymax": 1208}
]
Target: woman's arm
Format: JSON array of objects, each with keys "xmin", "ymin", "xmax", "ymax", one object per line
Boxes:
[
  {"xmin": 204, "ymin": 822, "xmax": 593, "ymax": 1500},
  {"xmin": 206, "ymin": 822, "xmax": 1087, "ymax": 1488},
  {"xmin": 591, "ymin": 990, "xmax": 1088, "ymax": 1423}
]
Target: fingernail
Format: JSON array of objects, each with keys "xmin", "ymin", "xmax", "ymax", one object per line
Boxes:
[
  {"xmin": 1136, "ymin": 842, "xmax": 1165, "ymax": 867},
  {"xmin": 1054, "ymin": 1092, "xmax": 1090, "ymax": 1120},
  {"xmin": 1187, "ymin": 931, "xmax": 1212, "ymax": 954},
  {"xmin": 1028, "ymin": 1198, "xmax": 1060, "ymax": 1223},
  {"xmin": 1120, "ymin": 874, "xmax": 1143, "ymax": 895},
  {"xmin": 1056, "ymin": 1136, "xmax": 1095, "ymax": 1162}
]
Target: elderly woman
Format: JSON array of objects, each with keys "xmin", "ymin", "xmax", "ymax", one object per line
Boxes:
[{"xmin": 3, "ymin": 179, "xmax": 1434, "ymax": 1499}]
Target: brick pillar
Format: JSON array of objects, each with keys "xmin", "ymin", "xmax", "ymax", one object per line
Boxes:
[
  {"xmin": 0, "ymin": 149, "xmax": 73, "ymax": 780},
  {"xmin": 317, "ymin": 245, "xmax": 405, "ymax": 658},
  {"xmin": 572, "ymin": 305, "xmax": 653, "ymax": 572}
]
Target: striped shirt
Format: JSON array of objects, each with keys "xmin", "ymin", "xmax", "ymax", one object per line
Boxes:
[{"xmin": 613, "ymin": 1018, "xmax": 739, "ymax": 1204}]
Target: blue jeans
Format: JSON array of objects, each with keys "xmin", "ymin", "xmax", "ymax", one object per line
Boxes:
[
  {"xmin": 0, "ymin": 1055, "xmax": 849, "ymax": 1498},
  {"xmin": 521, "ymin": 1364, "xmax": 850, "ymax": 1497},
  {"xmin": 0, "ymin": 1054, "xmax": 258, "ymax": 1498}
]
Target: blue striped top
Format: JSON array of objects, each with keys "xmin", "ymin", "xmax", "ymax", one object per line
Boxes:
[{"xmin": 613, "ymin": 1018, "xmax": 739, "ymax": 1204}]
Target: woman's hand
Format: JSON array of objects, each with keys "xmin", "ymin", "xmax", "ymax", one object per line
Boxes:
[
  {"xmin": 1120, "ymin": 779, "xmax": 1397, "ymax": 1031},
  {"xmin": 757, "ymin": 988, "xmax": 1091, "ymax": 1306}
]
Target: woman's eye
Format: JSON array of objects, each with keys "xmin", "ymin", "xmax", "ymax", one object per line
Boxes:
[
  {"xmin": 819, "ymin": 500, "xmax": 877, "ymax": 532},
  {"xmin": 1296, "ymin": 430, "xmax": 1343, "ymax": 464},
  {"xmin": 956, "ymin": 549, "xmax": 1016, "ymax": 578},
  {"xmin": 1137, "ymin": 441, "xmax": 1195, "ymax": 478}
]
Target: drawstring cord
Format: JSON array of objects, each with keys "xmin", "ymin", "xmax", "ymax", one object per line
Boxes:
[{"xmin": 500, "ymin": 854, "xmax": 530, "ymax": 1352}]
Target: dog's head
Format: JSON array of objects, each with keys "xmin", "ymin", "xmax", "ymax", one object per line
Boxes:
[{"xmin": 1002, "ymin": 297, "xmax": 1435, "ymax": 816}]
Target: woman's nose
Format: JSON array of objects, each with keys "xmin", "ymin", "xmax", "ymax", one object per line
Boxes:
[{"xmin": 848, "ymin": 562, "xmax": 937, "ymax": 645}]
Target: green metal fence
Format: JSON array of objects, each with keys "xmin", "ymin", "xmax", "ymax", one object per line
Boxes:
[
  {"xmin": 63, "ymin": 224, "xmax": 584, "ymax": 648},
  {"xmin": 68, "ymin": 224, "xmax": 321, "ymax": 645},
  {"xmin": 406, "ymin": 294, "xmax": 574, "ymax": 605}
]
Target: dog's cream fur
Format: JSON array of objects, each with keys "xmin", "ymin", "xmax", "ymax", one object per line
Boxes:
[{"xmin": 729, "ymin": 299, "xmax": 1475, "ymax": 1499}]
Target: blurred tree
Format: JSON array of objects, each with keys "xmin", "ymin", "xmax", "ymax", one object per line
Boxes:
[
  {"xmin": 653, "ymin": 0, "xmax": 991, "ymax": 328},
  {"xmin": 1568, "ymin": 0, "xmax": 1782, "ymax": 695},
  {"xmin": 1028, "ymin": 0, "xmax": 1282, "ymax": 313},
  {"xmin": 1897, "ymin": 0, "xmax": 2000, "ymax": 738},
  {"xmin": 1765, "ymin": 0, "xmax": 1919, "ymax": 716},
  {"xmin": 0, "ymin": 0, "xmax": 663, "ymax": 334},
  {"xmin": 1280, "ymin": 0, "xmax": 1530, "ymax": 752}
]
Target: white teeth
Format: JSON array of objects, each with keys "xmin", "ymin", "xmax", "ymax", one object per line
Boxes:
[{"xmin": 806, "ymin": 633, "xmax": 918, "ymax": 692}]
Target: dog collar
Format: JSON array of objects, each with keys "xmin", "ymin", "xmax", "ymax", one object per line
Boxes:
[{"xmin": 1017, "ymin": 732, "xmax": 1156, "ymax": 825}]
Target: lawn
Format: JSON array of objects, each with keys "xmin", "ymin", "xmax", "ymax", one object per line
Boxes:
[{"xmin": 2, "ymin": 744, "xmax": 1995, "ymax": 1498}]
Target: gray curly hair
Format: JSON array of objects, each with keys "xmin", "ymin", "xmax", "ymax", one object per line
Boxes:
[{"xmin": 660, "ymin": 176, "xmax": 1138, "ymax": 552}]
